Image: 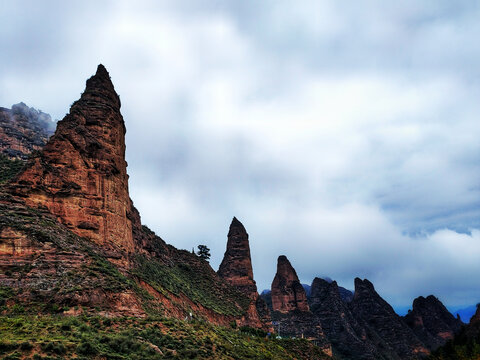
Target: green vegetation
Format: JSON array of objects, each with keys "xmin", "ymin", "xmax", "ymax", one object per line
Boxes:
[
  {"xmin": 0, "ymin": 315, "xmax": 330, "ymax": 359},
  {"xmin": 429, "ymin": 325, "xmax": 480, "ymax": 360},
  {"xmin": 196, "ymin": 245, "xmax": 211, "ymax": 261},
  {"xmin": 0, "ymin": 154, "xmax": 24, "ymax": 184},
  {"xmin": 132, "ymin": 255, "xmax": 250, "ymax": 316}
]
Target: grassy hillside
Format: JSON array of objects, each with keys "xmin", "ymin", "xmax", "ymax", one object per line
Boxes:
[{"xmin": 0, "ymin": 315, "xmax": 330, "ymax": 359}]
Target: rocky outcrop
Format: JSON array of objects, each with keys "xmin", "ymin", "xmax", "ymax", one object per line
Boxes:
[
  {"xmin": 0, "ymin": 65, "xmax": 270, "ymax": 330},
  {"xmin": 218, "ymin": 217, "xmax": 257, "ymax": 299},
  {"xmin": 9, "ymin": 65, "xmax": 137, "ymax": 252},
  {"xmin": 351, "ymin": 278, "xmax": 429, "ymax": 359},
  {"xmin": 310, "ymin": 277, "xmax": 382, "ymax": 359},
  {"xmin": 404, "ymin": 295, "xmax": 462, "ymax": 350},
  {"xmin": 218, "ymin": 217, "xmax": 271, "ymax": 329},
  {"xmin": 270, "ymin": 256, "xmax": 330, "ymax": 355},
  {"xmin": 0, "ymin": 103, "xmax": 55, "ymax": 159},
  {"xmin": 271, "ymin": 255, "xmax": 310, "ymax": 313}
]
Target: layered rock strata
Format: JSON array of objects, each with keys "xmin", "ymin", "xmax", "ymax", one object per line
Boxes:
[
  {"xmin": 218, "ymin": 217, "xmax": 258, "ymax": 299},
  {"xmin": 218, "ymin": 217, "xmax": 271, "ymax": 329},
  {"xmin": 271, "ymin": 255, "xmax": 310, "ymax": 313},
  {"xmin": 9, "ymin": 65, "xmax": 137, "ymax": 252},
  {"xmin": 270, "ymin": 255, "xmax": 329, "ymax": 355}
]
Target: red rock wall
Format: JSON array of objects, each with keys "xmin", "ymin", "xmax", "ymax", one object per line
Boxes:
[
  {"xmin": 271, "ymin": 255, "xmax": 310, "ymax": 313},
  {"xmin": 9, "ymin": 65, "xmax": 136, "ymax": 252}
]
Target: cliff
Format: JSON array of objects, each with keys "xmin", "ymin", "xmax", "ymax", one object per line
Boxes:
[
  {"xmin": 9, "ymin": 65, "xmax": 137, "ymax": 253},
  {"xmin": 217, "ymin": 217, "xmax": 271, "ymax": 329},
  {"xmin": 271, "ymin": 255, "xmax": 310, "ymax": 313}
]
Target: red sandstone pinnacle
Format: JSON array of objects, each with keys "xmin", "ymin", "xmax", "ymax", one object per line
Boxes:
[
  {"xmin": 271, "ymin": 255, "xmax": 310, "ymax": 313},
  {"xmin": 218, "ymin": 217, "xmax": 257, "ymax": 299},
  {"xmin": 9, "ymin": 64, "xmax": 137, "ymax": 252}
]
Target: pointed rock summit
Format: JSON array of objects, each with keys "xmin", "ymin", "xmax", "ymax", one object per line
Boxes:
[
  {"xmin": 404, "ymin": 295, "xmax": 462, "ymax": 350},
  {"xmin": 9, "ymin": 65, "xmax": 137, "ymax": 252},
  {"xmin": 309, "ymin": 277, "xmax": 382, "ymax": 359},
  {"xmin": 218, "ymin": 217, "xmax": 257, "ymax": 299},
  {"xmin": 271, "ymin": 255, "xmax": 309, "ymax": 313},
  {"xmin": 217, "ymin": 217, "xmax": 271, "ymax": 330},
  {"xmin": 351, "ymin": 278, "xmax": 429, "ymax": 359}
]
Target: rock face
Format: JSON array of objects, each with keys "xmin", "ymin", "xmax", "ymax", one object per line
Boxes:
[
  {"xmin": 9, "ymin": 65, "xmax": 137, "ymax": 252},
  {"xmin": 351, "ymin": 278, "xmax": 429, "ymax": 359},
  {"xmin": 0, "ymin": 102, "xmax": 55, "ymax": 159},
  {"xmin": 218, "ymin": 217, "xmax": 271, "ymax": 329},
  {"xmin": 271, "ymin": 255, "xmax": 310, "ymax": 313},
  {"xmin": 270, "ymin": 256, "xmax": 330, "ymax": 354},
  {"xmin": 404, "ymin": 295, "xmax": 462, "ymax": 350},
  {"xmin": 309, "ymin": 277, "xmax": 382, "ymax": 359},
  {"xmin": 218, "ymin": 217, "xmax": 257, "ymax": 299}
]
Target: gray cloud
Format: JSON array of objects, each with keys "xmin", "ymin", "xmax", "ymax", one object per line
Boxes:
[{"xmin": 2, "ymin": 0, "xmax": 480, "ymax": 311}]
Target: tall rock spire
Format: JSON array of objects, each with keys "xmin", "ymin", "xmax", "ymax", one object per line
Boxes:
[
  {"xmin": 9, "ymin": 65, "xmax": 136, "ymax": 252},
  {"xmin": 218, "ymin": 217, "xmax": 257, "ymax": 299},
  {"xmin": 217, "ymin": 217, "xmax": 271, "ymax": 330},
  {"xmin": 271, "ymin": 255, "xmax": 309, "ymax": 313}
]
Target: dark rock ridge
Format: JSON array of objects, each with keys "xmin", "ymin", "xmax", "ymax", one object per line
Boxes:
[
  {"xmin": 271, "ymin": 255, "xmax": 310, "ymax": 313},
  {"xmin": 217, "ymin": 217, "xmax": 271, "ymax": 329},
  {"xmin": 351, "ymin": 278, "xmax": 429, "ymax": 359},
  {"xmin": 309, "ymin": 277, "xmax": 383, "ymax": 359},
  {"xmin": 404, "ymin": 295, "xmax": 462, "ymax": 350},
  {"xmin": 0, "ymin": 102, "xmax": 55, "ymax": 159}
]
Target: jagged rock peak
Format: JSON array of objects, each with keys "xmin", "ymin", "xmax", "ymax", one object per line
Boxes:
[
  {"xmin": 218, "ymin": 217, "xmax": 257, "ymax": 299},
  {"xmin": 404, "ymin": 294, "xmax": 462, "ymax": 350},
  {"xmin": 229, "ymin": 216, "xmax": 246, "ymax": 235},
  {"xmin": 9, "ymin": 65, "xmax": 136, "ymax": 252},
  {"xmin": 271, "ymin": 255, "xmax": 309, "ymax": 313},
  {"xmin": 311, "ymin": 277, "xmax": 338, "ymax": 299},
  {"xmin": 351, "ymin": 277, "xmax": 429, "ymax": 358},
  {"xmin": 80, "ymin": 64, "xmax": 120, "ymax": 110},
  {"xmin": 217, "ymin": 217, "xmax": 271, "ymax": 330},
  {"xmin": 354, "ymin": 277, "xmax": 374, "ymax": 291}
]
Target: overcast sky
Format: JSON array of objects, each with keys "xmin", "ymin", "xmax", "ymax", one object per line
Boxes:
[{"xmin": 2, "ymin": 0, "xmax": 480, "ymax": 312}]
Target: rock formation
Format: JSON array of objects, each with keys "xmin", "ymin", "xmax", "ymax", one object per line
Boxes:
[
  {"xmin": 0, "ymin": 103, "xmax": 55, "ymax": 159},
  {"xmin": 270, "ymin": 256, "xmax": 330, "ymax": 355},
  {"xmin": 271, "ymin": 255, "xmax": 310, "ymax": 313},
  {"xmin": 351, "ymin": 278, "xmax": 429, "ymax": 359},
  {"xmin": 404, "ymin": 295, "xmax": 462, "ymax": 350},
  {"xmin": 1, "ymin": 65, "xmax": 262, "ymax": 328},
  {"xmin": 218, "ymin": 217, "xmax": 271, "ymax": 329},
  {"xmin": 218, "ymin": 217, "xmax": 257, "ymax": 299},
  {"xmin": 309, "ymin": 277, "xmax": 382, "ymax": 359},
  {"xmin": 9, "ymin": 65, "xmax": 137, "ymax": 252}
]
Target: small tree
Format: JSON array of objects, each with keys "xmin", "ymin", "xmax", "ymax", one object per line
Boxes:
[{"xmin": 196, "ymin": 245, "xmax": 211, "ymax": 261}]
